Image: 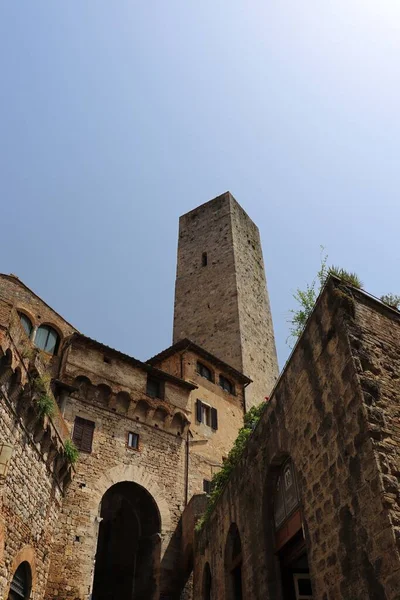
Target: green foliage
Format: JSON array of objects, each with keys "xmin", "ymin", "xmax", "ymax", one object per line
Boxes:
[
  {"xmin": 195, "ymin": 403, "xmax": 266, "ymax": 532},
  {"xmin": 33, "ymin": 374, "xmax": 55, "ymax": 417},
  {"xmin": 380, "ymin": 293, "xmax": 400, "ymax": 309},
  {"xmin": 36, "ymin": 393, "xmax": 55, "ymax": 418},
  {"xmin": 64, "ymin": 439, "xmax": 79, "ymax": 465},
  {"xmin": 328, "ymin": 266, "xmax": 363, "ymax": 288},
  {"xmin": 287, "ymin": 247, "xmax": 362, "ymax": 347}
]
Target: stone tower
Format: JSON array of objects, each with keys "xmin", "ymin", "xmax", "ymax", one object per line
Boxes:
[{"xmin": 173, "ymin": 191, "xmax": 279, "ymax": 408}]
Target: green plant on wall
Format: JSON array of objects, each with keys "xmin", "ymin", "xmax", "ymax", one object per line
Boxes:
[
  {"xmin": 287, "ymin": 247, "xmax": 362, "ymax": 347},
  {"xmin": 380, "ymin": 294, "xmax": 400, "ymax": 310},
  {"xmin": 64, "ymin": 439, "xmax": 79, "ymax": 465},
  {"xmin": 195, "ymin": 402, "xmax": 266, "ymax": 532},
  {"xmin": 33, "ymin": 374, "xmax": 55, "ymax": 418}
]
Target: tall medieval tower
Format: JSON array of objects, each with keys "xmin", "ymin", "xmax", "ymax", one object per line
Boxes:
[{"xmin": 173, "ymin": 191, "xmax": 279, "ymax": 409}]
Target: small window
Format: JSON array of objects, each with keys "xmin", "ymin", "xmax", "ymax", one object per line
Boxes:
[
  {"xmin": 202, "ymin": 252, "xmax": 208, "ymax": 267},
  {"xmin": 18, "ymin": 312, "xmax": 33, "ymax": 337},
  {"xmin": 203, "ymin": 479, "xmax": 213, "ymax": 494},
  {"xmin": 196, "ymin": 399, "xmax": 218, "ymax": 430},
  {"xmin": 146, "ymin": 376, "xmax": 164, "ymax": 399},
  {"xmin": 197, "ymin": 362, "xmax": 213, "ymax": 382},
  {"xmin": 35, "ymin": 325, "xmax": 60, "ymax": 355},
  {"xmin": 274, "ymin": 459, "xmax": 299, "ymax": 529},
  {"xmin": 72, "ymin": 416, "xmax": 95, "ymax": 453},
  {"xmin": 219, "ymin": 375, "xmax": 235, "ymax": 395},
  {"xmin": 103, "ymin": 356, "xmax": 112, "ymax": 364},
  {"xmin": 127, "ymin": 432, "xmax": 139, "ymax": 450}
]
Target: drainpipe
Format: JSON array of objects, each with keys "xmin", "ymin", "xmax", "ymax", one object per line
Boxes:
[{"xmin": 243, "ymin": 381, "xmax": 250, "ymax": 415}]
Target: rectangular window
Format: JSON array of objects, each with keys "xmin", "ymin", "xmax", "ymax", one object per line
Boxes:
[
  {"xmin": 203, "ymin": 479, "xmax": 212, "ymax": 494},
  {"xmin": 72, "ymin": 416, "xmax": 95, "ymax": 453},
  {"xmin": 195, "ymin": 400, "xmax": 218, "ymax": 430},
  {"xmin": 146, "ymin": 376, "xmax": 164, "ymax": 399},
  {"xmin": 202, "ymin": 252, "xmax": 208, "ymax": 267},
  {"xmin": 127, "ymin": 432, "xmax": 139, "ymax": 450}
]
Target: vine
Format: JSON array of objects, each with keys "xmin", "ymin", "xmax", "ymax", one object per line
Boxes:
[{"xmin": 195, "ymin": 402, "xmax": 266, "ymax": 532}]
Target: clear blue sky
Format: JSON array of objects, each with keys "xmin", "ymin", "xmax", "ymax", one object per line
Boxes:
[{"xmin": 1, "ymin": 1, "xmax": 399, "ymax": 369}]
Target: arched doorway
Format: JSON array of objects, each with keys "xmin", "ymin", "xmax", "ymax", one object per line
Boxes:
[
  {"xmin": 92, "ymin": 481, "xmax": 161, "ymax": 600},
  {"xmin": 202, "ymin": 562, "xmax": 212, "ymax": 600},
  {"xmin": 225, "ymin": 523, "xmax": 243, "ymax": 600},
  {"xmin": 8, "ymin": 562, "xmax": 32, "ymax": 600},
  {"xmin": 273, "ymin": 459, "xmax": 312, "ymax": 600}
]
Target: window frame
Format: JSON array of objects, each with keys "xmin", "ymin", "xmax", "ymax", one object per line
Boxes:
[
  {"xmin": 146, "ymin": 375, "xmax": 165, "ymax": 400},
  {"xmin": 18, "ymin": 312, "xmax": 33, "ymax": 338},
  {"xmin": 127, "ymin": 431, "xmax": 140, "ymax": 451},
  {"xmin": 34, "ymin": 324, "xmax": 60, "ymax": 355},
  {"xmin": 219, "ymin": 374, "xmax": 235, "ymax": 395},
  {"xmin": 196, "ymin": 399, "xmax": 218, "ymax": 430},
  {"xmin": 197, "ymin": 361, "xmax": 214, "ymax": 382},
  {"xmin": 72, "ymin": 416, "xmax": 95, "ymax": 453}
]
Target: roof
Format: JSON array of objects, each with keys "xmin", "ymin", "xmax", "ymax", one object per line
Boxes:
[
  {"xmin": 69, "ymin": 333, "xmax": 197, "ymax": 391},
  {"xmin": 0, "ymin": 274, "xmax": 77, "ymax": 331},
  {"xmin": 147, "ymin": 338, "xmax": 252, "ymax": 384}
]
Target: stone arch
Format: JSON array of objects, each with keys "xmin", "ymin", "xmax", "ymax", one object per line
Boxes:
[
  {"xmin": 224, "ymin": 523, "xmax": 243, "ymax": 600},
  {"xmin": 134, "ymin": 399, "xmax": 151, "ymax": 421},
  {"xmin": 97, "ymin": 384, "xmax": 112, "ymax": 406},
  {"xmin": 89, "ymin": 463, "xmax": 172, "ymax": 532},
  {"xmin": 170, "ymin": 412, "xmax": 188, "ymax": 436},
  {"xmin": 5, "ymin": 545, "xmax": 37, "ymax": 599},
  {"xmin": 153, "ymin": 406, "xmax": 169, "ymax": 428},
  {"xmin": 115, "ymin": 391, "xmax": 131, "ymax": 414},
  {"xmin": 73, "ymin": 375, "xmax": 92, "ymax": 397}
]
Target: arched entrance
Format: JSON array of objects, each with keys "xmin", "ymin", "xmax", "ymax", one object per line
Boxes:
[
  {"xmin": 92, "ymin": 481, "xmax": 161, "ymax": 600},
  {"xmin": 225, "ymin": 523, "xmax": 243, "ymax": 600},
  {"xmin": 8, "ymin": 562, "xmax": 32, "ymax": 600}
]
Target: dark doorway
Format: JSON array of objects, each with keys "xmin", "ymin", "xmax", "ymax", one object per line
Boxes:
[
  {"xmin": 92, "ymin": 481, "xmax": 161, "ymax": 600},
  {"xmin": 8, "ymin": 562, "xmax": 32, "ymax": 600},
  {"xmin": 279, "ymin": 530, "xmax": 312, "ymax": 600},
  {"xmin": 225, "ymin": 523, "xmax": 243, "ymax": 600}
]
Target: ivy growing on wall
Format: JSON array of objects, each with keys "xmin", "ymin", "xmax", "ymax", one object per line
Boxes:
[{"xmin": 195, "ymin": 402, "xmax": 266, "ymax": 532}]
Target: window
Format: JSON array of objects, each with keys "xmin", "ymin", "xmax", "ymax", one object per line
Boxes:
[
  {"xmin": 203, "ymin": 479, "xmax": 212, "ymax": 494},
  {"xmin": 35, "ymin": 325, "xmax": 60, "ymax": 355},
  {"xmin": 197, "ymin": 361, "xmax": 213, "ymax": 382},
  {"xmin": 72, "ymin": 416, "xmax": 95, "ymax": 453},
  {"xmin": 219, "ymin": 374, "xmax": 235, "ymax": 395},
  {"xmin": 127, "ymin": 432, "xmax": 139, "ymax": 450},
  {"xmin": 146, "ymin": 375, "xmax": 164, "ymax": 399},
  {"xmin": 18, "ymin": 313, "xmax": 33, "ymax": 337},
  {"xmin": 196, "ymin": 399, "xmax": 218, "ymax": 430},
  {"xmin": 9, "ymin": 561, "xmax": 32, "ymax": 600},
  {"xmin": 202, "ymin": 252, "xmax": 208, "ymax": 267},
  {"xmin": 274, "ymin": 459, "xmax": 300, "ymax": 529}
]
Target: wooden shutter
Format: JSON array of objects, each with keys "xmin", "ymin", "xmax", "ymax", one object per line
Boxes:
[
  {"xmin": 211, "ymin": 407, "xmax": 218, "ymax": 430},
  {"xmin": 73, "ymin": 417, "xmax": 95, "ymax": 453},
  {"xmin": 196, "ymin": 399, "xmax": 202, "ymax": 423}
]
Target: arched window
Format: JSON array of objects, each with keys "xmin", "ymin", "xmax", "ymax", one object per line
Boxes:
[
  {"xmin": 225, "ymin": 523, "xmax": 243, "ymax": 600},
  {"xmin": 197, "ymin": 361, "xmax": 213, "ymax": 382},
  {"xmin": 219, "ymin": 374, "xmax": 235, "ymax": 395},
  {"xmin": 8, "ymin": 561, "xmax": 32, "ymax": 600},
  {"xmin": 274, "ymin": 459, "xmax": 299, "ymax": 530},
  {"xmin": 18, "ymin": 313, "xmax": 32, "ymax": 337},
  {"xmin": 202, "ymin": 562, "xmax": 212, "ymax": 600},
  {"xmin": 35, "ymin": 325, "xmax": 60, "ymax": 355}
]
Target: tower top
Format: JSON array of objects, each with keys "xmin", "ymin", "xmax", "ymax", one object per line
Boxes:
[{"xmin": 173, "ymin": 192, "xmax": 278, "ymax": 408}]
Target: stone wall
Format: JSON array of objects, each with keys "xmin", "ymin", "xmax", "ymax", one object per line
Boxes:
[
  {"xmin": 0, "ymin": 325, "xmax": 70, "ymax": 600},
  {"xmin": 172, "ymin": 193, "xmax": 278, "ymax": 409},
  {"xmin": 45, "ymin": 338, "xmax": 193, "ymax": 600},
  {"xmin": 193, "ymin": 278, "xmax": 400, "ymax": 600}
]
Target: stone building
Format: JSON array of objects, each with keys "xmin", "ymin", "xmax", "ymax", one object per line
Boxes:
[{"xmin": 0, "ymin": 192, "xmax": 399, "ymax": 600}]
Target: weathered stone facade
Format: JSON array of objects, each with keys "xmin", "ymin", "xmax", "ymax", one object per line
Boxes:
[
  {"xmin": 193, "ymin": 278, "xmax": 400, "ymax": 599},
  {"xmin": 173, "ymin": 192, "xmax": 279, "ymax": 408}
]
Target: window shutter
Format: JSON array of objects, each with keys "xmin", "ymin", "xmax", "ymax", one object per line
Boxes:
[
  {"xmin": 196, "ymin": 399, "xmax": 202, "ymax": 423},
  {"xmin": 211, "ymin": 407, "xmax": 218, "ymax": 430},
  {"xmin": 73, "ymin": 417, "xmax": 95, "ymax": 453}
]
